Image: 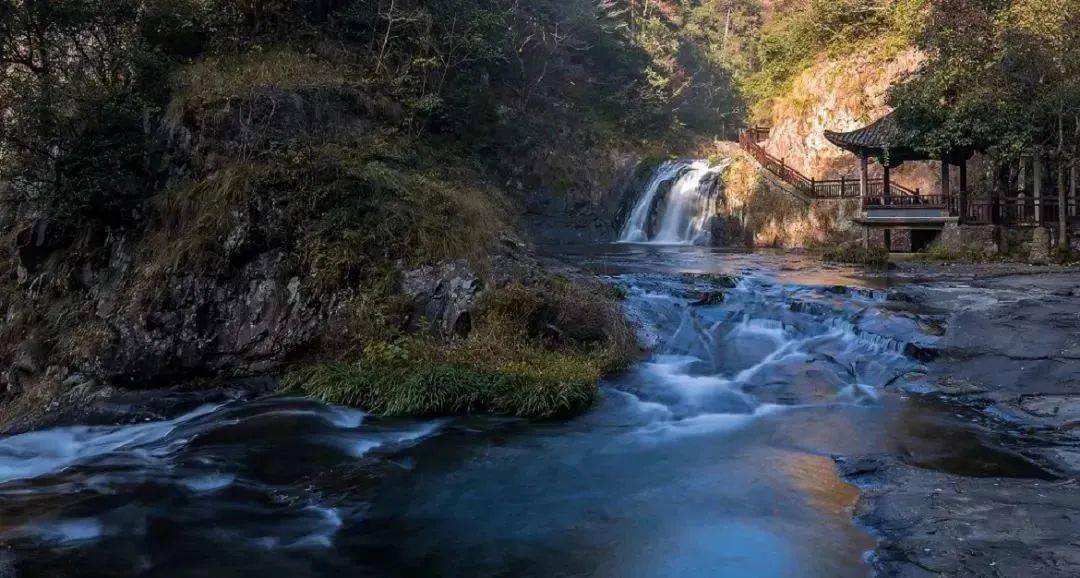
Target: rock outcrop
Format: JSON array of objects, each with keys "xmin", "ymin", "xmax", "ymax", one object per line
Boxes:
[{"xmin": 760, "ymin": 43, "xmax": 937, "ymax": 190}]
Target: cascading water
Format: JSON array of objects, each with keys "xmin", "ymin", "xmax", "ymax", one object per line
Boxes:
[
  {"xmin": 619, "ymin": 159, "xmax": 730, "ymax": 245},
  {"xmin": 1, "ymin": 245, "xmax": 1050, "ymax": 578}
]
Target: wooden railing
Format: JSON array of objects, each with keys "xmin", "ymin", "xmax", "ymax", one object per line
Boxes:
[
  {"xmin": 739, "ymin": 127, "xmax": 1078, "ymax": 228},
  {"xmin": 738, "ymin": 127, "xmax": 919, "ymax": 201},
  {"xmin": 965, "ymin": 197, "xmax": 1080, "ymax": 226},
  {"xmin": 864, "ymin": 194, "xmax": 951, "ymax": 208}
]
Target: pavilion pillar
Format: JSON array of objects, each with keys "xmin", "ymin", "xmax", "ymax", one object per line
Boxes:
[
  {"xmin": 993, "ymin": 160, "xmax": 1006, "ymax": 225},
  {"xmin": 1034, "ymin": 155, "xmax": 1043, "ymax": 223},
  {"xmin": 958, "ymin": 158, "xmax": 968, "ymax": 222},
  {"xmin": 882, "ymin": 162, "xmax": 891, "ymax": 203},
  {"xmin": 940, "ymin": 156, "xmax": 951, "ymax": 210},
  {"xmin": 858, "ymin": 153, "xmax": 869, "ymax": 206}
]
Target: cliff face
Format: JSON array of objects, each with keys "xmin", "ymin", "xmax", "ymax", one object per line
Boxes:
[
  {"xmin": 760, "ymin": 42, "xmax": 942, "ymax": 193},
  {"xmin": 711, "ymin": 144, "xmax": 861, "ymax": 249}
]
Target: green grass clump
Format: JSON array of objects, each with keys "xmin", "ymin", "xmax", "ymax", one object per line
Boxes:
[
  {"xmin": 1050, "ymin": 247, "xmax": 1080, "ymax": 265},
  {"xmin": 818, "ymin": 244, "xmax": 889, "ymax": 265},
  {"xmin": 286, "ymin": 349, "xmax": 599, "ymax": 418},
  {"xmin": 286, "ymin": 279, "xmax": 639, "ymax": 418},
  {"xmin": 919, "ymin": 243, "xmax": 997, "ymax": 263}
]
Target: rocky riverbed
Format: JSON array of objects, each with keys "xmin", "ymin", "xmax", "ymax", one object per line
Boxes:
[
  {"xmin": 1, "ymin": 247, "xmax": 1078, "ymax": 578},
  {"xmin": 839, "ymin": 266, "xmax": 1080, "ymax": 578}
]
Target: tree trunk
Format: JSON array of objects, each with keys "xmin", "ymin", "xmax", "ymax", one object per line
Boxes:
[{"xmin": 1058, "ymin": 105, "xmax": 1067, "ymax": 245}]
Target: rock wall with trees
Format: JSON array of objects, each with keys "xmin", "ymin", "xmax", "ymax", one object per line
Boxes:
[{"xmin": 0, "ymin": 0, "xmax": 757, "ymax": 425}]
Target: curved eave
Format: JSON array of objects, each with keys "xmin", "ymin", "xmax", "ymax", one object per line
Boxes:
[{"xmin": 823, "ymin": 130, "xmax": 868, "ymax": 154}]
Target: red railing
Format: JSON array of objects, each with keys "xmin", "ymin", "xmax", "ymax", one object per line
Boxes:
[{"xmin": 738, "ymin": 128, "xmax": 918, "ymax": 201}]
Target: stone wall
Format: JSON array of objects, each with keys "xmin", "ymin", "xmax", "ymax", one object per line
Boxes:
[
  {"xmin": 933, "ymin": 224, "xmax": 999, "ymax": 257},
  {"xmin": 889, "ymin": 228, "xmax": 912, "ymax": 252}
]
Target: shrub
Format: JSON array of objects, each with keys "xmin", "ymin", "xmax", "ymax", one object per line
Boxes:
[
  {"xmin": 173, "ymin": 48, "xmax": 349, "ymax": 108},
  {"xmin": 819, "ymin": 244, "xmax": 889, "ymax": 265},
  {"xmin": 287, "ymin": 278, "xmax": 639, "ymax": 418}
]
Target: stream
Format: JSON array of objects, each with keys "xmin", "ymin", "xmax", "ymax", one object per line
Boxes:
[{"xmin": 0, "ymin": 245, "xmax": 1050, "ymax": 577}]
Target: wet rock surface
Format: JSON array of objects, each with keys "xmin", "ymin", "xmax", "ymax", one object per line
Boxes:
[
  {"xmin": 844, "ymin": 269, "xmax": 1080, "ymax": 578},
  {"xmin": 838, "ymin": 455, "xmax": 1080, "ymax": 578}
]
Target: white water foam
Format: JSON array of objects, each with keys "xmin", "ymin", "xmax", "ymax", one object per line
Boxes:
[
  {"xmin": 5, "ymin": 518, "xmax": 106, "ymax": 546},
  {"xmin": 631, "ymin": 403, "xmax": 789, "ymax": 441},
  {"xmin": 252, "ymin": 505, "xmax": 343, "ymax": 550},
  {"xmin": 0, "ymin": 403, "xmax": 224, "ymax": 484},
  {"xmin": 619, "ymin": 159, "xmax": 729, "ymax": 245},
  {"xmin": 180, "ymin": 473, "xmax": 237, "ymax": 493},
  {"xmin": 322, "ymin": 419, "xmax": 446, "ymax": 458}
]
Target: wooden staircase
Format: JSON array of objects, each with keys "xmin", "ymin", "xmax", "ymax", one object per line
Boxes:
[{"xmin": 738, "ymin": 127, "xmax": 919, "ymax": 201}]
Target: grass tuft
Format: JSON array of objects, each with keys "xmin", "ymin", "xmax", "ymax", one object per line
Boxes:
[
  {"xmin": 818, "ymin": 244, "xmax": 889, "ymax": 265},
  {"xmin": 286, "ymin": 279, "xmax": 638, "ymax": 418}
]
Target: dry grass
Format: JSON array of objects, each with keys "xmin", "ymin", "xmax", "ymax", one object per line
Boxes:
[{"xmin": 174, "ymin": 48, "xmax": 349, "ymax": 107}]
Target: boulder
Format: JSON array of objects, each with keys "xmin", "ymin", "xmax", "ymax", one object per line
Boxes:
[
  {"xmin": 402, "ymin": 260, "xmax": 482, "ymax": 339},
  {"xmin": 1029, "ymin": 226, "xmax": 1051, "ymax": 264}
]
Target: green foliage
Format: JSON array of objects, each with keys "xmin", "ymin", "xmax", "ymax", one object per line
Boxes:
[
  {"xmin": 818, "ymin": 244, "xmax": 889, "ymax": 265},
  {"xmin": 890, "ymin": 0, "xmax": 1080, "ymax": 159},
  {"xmin": 920, "ymin": 243, "xmax": 998, "ymax": 263},
  {"xmin": 1049, "ymin": 247, "xmax": 1080, "ymax": 265},
  {"xmin": 741, "ymin": 0, "xmax": 927, "ymax": 110},
  {"xmin": 0, "ymin": 0, "xmax": 165, "ymax": 226},
  {"xmin": 288, "ymin": 279, "xmax": 638, "ymax": 418}
]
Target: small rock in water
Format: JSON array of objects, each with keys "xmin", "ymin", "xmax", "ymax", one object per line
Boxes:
[
  {"xmin": 690, "ymin": 292, "xmax": 725, "ymax": 306},
  {"xmin": 680, "ymin": 272, "xmax": 738, "ymax": 288}
]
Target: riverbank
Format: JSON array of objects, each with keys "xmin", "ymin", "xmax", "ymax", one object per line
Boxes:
[
  {"xmin": 838, "ymin": 264, "xmax": 1080, "ymax": 578},
  {"xmin": 2, "ymin": 247, "xmax": 1078, "ymax": 578}
]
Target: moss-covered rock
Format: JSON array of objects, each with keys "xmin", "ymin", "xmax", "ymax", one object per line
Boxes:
[{"xmin": 287, "ymin": 274, "xmax": 639, "ymax": 418}]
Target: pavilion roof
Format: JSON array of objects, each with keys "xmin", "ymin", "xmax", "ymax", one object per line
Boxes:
[{"xmin": 824, "ymin": 111, "xmax": 974, "ymax": 165}]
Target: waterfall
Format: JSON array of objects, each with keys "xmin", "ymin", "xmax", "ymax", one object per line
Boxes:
[{"xmin": 618, "ymin": 159, "xmax": 729, "ymax": 245}]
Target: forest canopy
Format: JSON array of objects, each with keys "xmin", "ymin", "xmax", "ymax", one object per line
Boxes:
[{"xmin": 2, "ymin": 0, "xmax": 1077, "ymax": 227}]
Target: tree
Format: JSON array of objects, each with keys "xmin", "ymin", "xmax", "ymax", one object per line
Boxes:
[{"xmin": 891, "ymin": 0, "xmax": 1079, "ymax": 241}]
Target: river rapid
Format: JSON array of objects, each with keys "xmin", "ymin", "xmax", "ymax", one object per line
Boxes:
[{"xmin": 0, "ymin": 246, "xmax": 1051, "ymax": 577}]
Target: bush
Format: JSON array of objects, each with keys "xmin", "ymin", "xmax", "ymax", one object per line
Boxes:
[
  {"xmin": 742, "ymin": 0, "xmax": 927, "ymax": 109},
  {"xmin": 819, "ymin": 244, "xmax": 889, "ymax": 265},
  {"xmin": 286, "ymin": 278, "xmax": 639, "ymax": 418},
  {"xmin": 920, "ymin": 243, "xmax": 996, "ymax": 263}
]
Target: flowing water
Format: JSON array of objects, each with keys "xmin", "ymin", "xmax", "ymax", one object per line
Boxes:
[
  {"xmin": 618, "ymin": 160, "xmax": 727, "ymax": 245},
  {"xmin": 0, "ymin": 246, "xmax": 1049, "ymax": 578}
]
